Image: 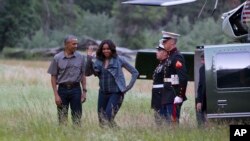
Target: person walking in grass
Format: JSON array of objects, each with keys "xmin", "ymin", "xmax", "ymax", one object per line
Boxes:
[
  {"xmin": 47, "ymin": 35, "xmax": 87, "ymax": 126},
  {"xmin": 85, "ymin": 39, "xmax": 139, "ymax": 128}
]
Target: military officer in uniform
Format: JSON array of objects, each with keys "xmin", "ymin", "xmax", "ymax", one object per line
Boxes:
[
  {"xmin": 152, "ymin": 41, "xmax": 175, "ymax": 125},
  {"xmin": 161, "ymin": 31, "xmax": 188, "ymax": 123}
]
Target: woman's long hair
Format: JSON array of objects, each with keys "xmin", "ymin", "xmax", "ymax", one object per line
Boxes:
[{"xmin": 96, "ymin": 39, "xmax": 117, "ymax": 61}]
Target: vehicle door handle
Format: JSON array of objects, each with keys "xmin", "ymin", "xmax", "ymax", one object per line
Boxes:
[{"xmin": 217, "ymin": 100, "xmax": 227, "ymax": 106}]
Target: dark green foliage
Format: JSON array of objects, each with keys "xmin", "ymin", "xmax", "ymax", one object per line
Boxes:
[
  {"xmin": 75, "ymin": 0, "xmax": 116, "ymax": 15},
  {"xmin": 166, "ymin": 0, "xmax": 234, "ymax": 22},
  {"xmin": 0, "ymin": 0, "xmax": 244, "ymax": 54},
  {"xmin": 112, "ymin": 0, "xmax": 167, "ymax": 49},
  {"xmin": 165, "ymin": 17, "xmax": 231, "ymax": 51},
  {"xmin": 0, "ymin": 0, "xmax": 40, "ymax": 51},
  {"xmin": 75, "ymin": 11, "xmax": 118, "ymax": 42}
]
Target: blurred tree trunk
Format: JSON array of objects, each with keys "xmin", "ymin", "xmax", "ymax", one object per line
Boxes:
[
  {"xmin": 42, "ymin": 0, "xmax": 50, "ymax": 36},
  {"xmin": 66, "ymin": 0, "xmax": 74, "ymax": 15}
]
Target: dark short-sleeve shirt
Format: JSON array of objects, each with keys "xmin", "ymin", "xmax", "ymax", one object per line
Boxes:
[{"xmin": 47, "ymin": 51, "xmax": 85, "ymax": 84}]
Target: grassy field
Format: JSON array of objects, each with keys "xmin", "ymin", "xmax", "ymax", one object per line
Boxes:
[{"xmin": 0, "ymin": 59, "xmax": 229, "ymax": 141}]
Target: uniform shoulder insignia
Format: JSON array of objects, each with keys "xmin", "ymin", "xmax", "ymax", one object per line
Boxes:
[{"xmin": 175, "ymin": 60, "xmax": 183, "ymax": 69}]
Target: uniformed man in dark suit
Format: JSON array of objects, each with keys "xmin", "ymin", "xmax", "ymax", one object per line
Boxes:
[
  {"xmin": 161, "ymin": 31, "xmax": 188, "ymax": 123},
  {"xmin": 152, "ymin": 41, "xmax": 175, "ymax": 125},
  {"xmin": 196, "ymin": 53, "xmax": 207, "ymax": 126}
]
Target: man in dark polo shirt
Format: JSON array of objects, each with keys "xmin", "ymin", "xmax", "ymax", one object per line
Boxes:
[{"xmin": 48, "ymin": 35, "xmax": 86, "ymax": 126}]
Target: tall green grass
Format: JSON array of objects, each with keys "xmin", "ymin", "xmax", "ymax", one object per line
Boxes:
[{"xmin": 0, "ymin": 59, "xmax": 229, "ymax": 141}]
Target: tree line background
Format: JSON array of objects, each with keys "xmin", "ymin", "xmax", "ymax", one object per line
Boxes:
[{"xmin": 0, "ymin": 0, "xmax": 245, "ymax": 56}]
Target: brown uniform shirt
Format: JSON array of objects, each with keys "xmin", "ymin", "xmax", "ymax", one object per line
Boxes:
[{"xmin": 47, "ymin": 51, "xmax": 85, "ymax": 84}]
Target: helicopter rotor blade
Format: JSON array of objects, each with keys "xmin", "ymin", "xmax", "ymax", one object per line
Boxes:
[{"xmin": 122, "ymin": 0, "xmax": 196, "ymax": 7}]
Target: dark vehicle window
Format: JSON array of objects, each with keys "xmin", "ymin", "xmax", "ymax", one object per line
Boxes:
[{"xmin": 215, "ymin": 52, "xmax": 250, "ymax": 88}]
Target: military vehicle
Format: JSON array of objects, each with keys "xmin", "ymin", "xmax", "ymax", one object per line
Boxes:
[{"xmin": 122, "ymin": 0, "xmax": 250, "ymax": 123}]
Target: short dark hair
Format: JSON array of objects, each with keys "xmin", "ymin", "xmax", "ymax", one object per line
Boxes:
[
  {"xmin": 96, "ymin": 39, "xmax": 117, "ymax": 61},
  {"xmin": 64, "ymin": 35, "xmax": 77, "ymax": 44}
]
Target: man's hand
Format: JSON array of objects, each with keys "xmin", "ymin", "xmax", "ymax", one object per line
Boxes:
[
  {"xmin": 55, "ymin": 93, "xmax": 62, "ymax": 107},
  {"xmin": 196, "ymin": 102, "xmax": 202, "ymax": 112},
  {"xmin": 174, "ymin": 96, "xmax": 183, "ymax": 104},
  {"xmin": 81, "ymin": 91, "xmax": 86, "ymax": 103}
]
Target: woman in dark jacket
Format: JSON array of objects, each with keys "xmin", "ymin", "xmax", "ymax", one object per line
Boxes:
[{"xmin": 85, "ymin": 39, "xmax": 139, "ymax": 128}]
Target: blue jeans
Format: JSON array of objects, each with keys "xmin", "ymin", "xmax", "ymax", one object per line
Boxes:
[
  {"xmin": 57, "ymin": 86, "xmax": 82, "ymax": 125},
  {"xmin": 98, "ymin": 90, "xmax": 123, "ymax": 127}
]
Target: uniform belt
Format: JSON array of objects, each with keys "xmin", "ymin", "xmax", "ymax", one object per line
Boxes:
[
  {"xmin": 164, "ymin": 78, "xmax": 172, "ymax": 82},
  {"xmin": 164, "ymin": 75, "xmax": 179, "ymax": 85},
  {"xmin": 152, "ymin": 84, "xmax": 164, "ymax": 88},
  {"xmin": 59, "ymin": 82, "xmax": 80, "ymax": 89}
]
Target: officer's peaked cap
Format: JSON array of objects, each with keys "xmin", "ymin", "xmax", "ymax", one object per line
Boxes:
[{"xmin": 162, "ymin": 31, "xmax": 180, "ymax": 40}]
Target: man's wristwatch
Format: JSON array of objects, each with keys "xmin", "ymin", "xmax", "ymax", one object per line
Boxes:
[{"xmin": 82, "ymin": 88, "xmax": 87, "ymax": 92}]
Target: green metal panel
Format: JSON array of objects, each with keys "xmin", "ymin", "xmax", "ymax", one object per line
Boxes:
[
  {"xmin": 184, "ymin": 52, "xmax": 194, "ymax": 81},
  {"xmin": 135, "ymin": 50, "xmax": 157, "ymax": 80},
  {"xmin": 135, "ymin": 50, "xmax": 194, "ymax": 81},
  {"xmin": 204, "ymin": 43, "xmax": 250, "ymax": 119}
]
